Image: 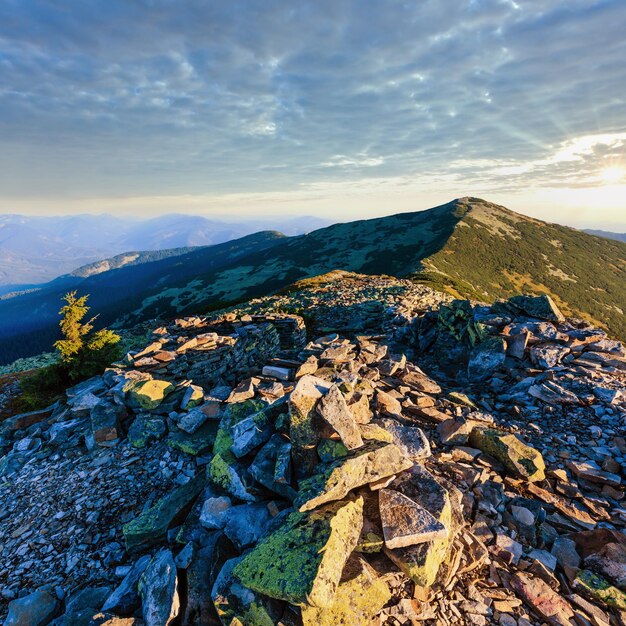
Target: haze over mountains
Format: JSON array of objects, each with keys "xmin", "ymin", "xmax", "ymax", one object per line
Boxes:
[
  {"xmin": 584, "ymin": 229, "xmax": 626, "ymax": 243},
  {"xmin": 0, "ymin": 213, "xmax": 331, "ymax": 290},
  {"xmin": 0, "ymin": 197, "xmax": 624, "ymax": 365}
]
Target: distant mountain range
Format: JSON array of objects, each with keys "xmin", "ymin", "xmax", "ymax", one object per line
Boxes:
[
  {"xmin": 584, "ymin": 229, "xmax": 626, "ymax": 243},
  {"xmin": 0, "ymin": 197, "xmax": 624, "ymax": 364},
  {"xmin": 0, "ymin": 213, "xmax": 331, "ymax": 289}
]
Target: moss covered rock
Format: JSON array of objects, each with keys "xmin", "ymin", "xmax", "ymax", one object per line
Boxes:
[
  {"xmin": 167, "ymin": 421, "xmax": 219, "ymax": 456},
  {"xmin": 300, "ymin": 555, "xmax": 390, "ymax": 625},
  {"xmin": 233, "ymin": 496, "xmax": 364, "ymax": 608},
  {"xmin": 469, "ymin": 427, "xmax": 545, "ymax": 482},
  {"xmin": 575, "ymin": 570, "xmax": 626, "ymax": 610},
  {"xmin": 123, "ymin": 473, "xmax": 205, "ymax": 551},
  {"xmin": 126, "ymin": 379, "xmax": 174, "ymax": 410},
  {"xmin": 295, "ymin": 441, "xmax": 412, "ymax": 512},
  {"xmin": 208, "ymin": 453, "xmax": 256, "ymax": 502}
]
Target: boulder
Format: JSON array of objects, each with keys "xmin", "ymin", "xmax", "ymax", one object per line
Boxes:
[
  {"xmin": 223, "ymin": 502, "xmax": 274, "ymax": 551},
  {"xmin": 468, "ymin": 336, "xmax": 506, "ymax": 380},
  {"xmin": 316, "ymin": 384, "xmax": 363, "ymax": 450},
  {"xmin": 139, "ymin": 549, "xmax": 180, "ymax": 626},
  {"xmin": 574, "ymin": 570, "xmax": 626, "ymax": 610},
  {"xmin": 123, "ymin": 473, "xmax": 205, "ymax": 550},
  {"xmin": 233, "ymin": 496, "xmax": 364, "ymax": 607},
  {"xmin": 4, "ymin": 589, "xmax": 60, "ymax": 626},
  {"xmin": 300, "ymin": 556, "xmax": 390, "ymax": 625},
  {"xmin": 167, "ymin": 421, "xmax": 218, "ymax": 456},
  {"xmin": 127, "ymin": 414, "xmax": 166, "ymax": 448},
  {"xmin": 379, "ymin": 488, "xmax": 447, "ymax": 549},
  {"xmin": 91, "ymin": 403, "xmax": 126, "ymax": 445},
  {"xmin": 199, "ymin": 496, "xmax": 232, "ymax": 530},
  {"xmin": 126, "ymin": 379, "xmax": 174, "ymax": 410},
  {"xmin": 249, "ymin": 434, "xmax": 296, "ymax": 499},
  {"xmin": 207, "ymin": 453, "xmax": 255, "ymax": 502},
  {"xmin": 102, "ymin": 555, "xmax": 151, "ymax": 615},
  {"xmin": 469, "ymin": 427, "xmax": 545, "ymax": 482},
  {"xmin": 295, "ymin": 441, "xmax": 413, "ymax": 512},
  {"xmin": 506, "ymin": 294, "xmax": 565, "ymax": 322},
  {"xmin": 379, "ymin": 419, "xmax": 431, "ymax": 461}
]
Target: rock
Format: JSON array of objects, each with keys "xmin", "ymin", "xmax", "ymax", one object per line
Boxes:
[
  {"xmin": 90, "ymin": 403, "xmax": 125, "ymax": 445},
  {"xmin": 199, "ymin": 496, "xmax": 232, "ymax": 530},
  {"xmin": 248, "ymin": 434, "xmax": 296, "ymax": 499},
  {"xmin": 127, "ymin": 414, "xmax": 166, "ymax": 448},
  {"xmin": 379, "ymin": 488, "xmax": 447, "ymax": 549},
  {"xmin": 300, "ymin": 555, "xmax": 391, "ymax": 625},
  {"xmin": 177, "ymin": 408, "xmax": 211, "ymax": 434},
  {"xmin": 528, "ymin": 381, "xmax": 581, "ymax": 405},
  {"xmin": 379, "ymin": 420, "xmax": 431, "ymax": 461},
  {"xmin": 347, "ymin": 392, "xmax": 373, "ymax": 424},
  {"xmin": 506, "ymin": 294, "xmax": 565, "ymax": 322},
  {"xmin": 376, "ymin": 390, "xmax": 402, "ymax": 416},
  {"xmin": 468, "ymin": 336, "xmax": 506, "ymax": 380},
  {"xmin": 180, "ymin": 384, "xmax": 204, "ymax": 410},
  {"xmin": 531, "ymin": 344, "xmax": 569, "ymax": 369},
  {"xmin": 4, "ymin": 589, "xmax": 60, "ymax": 626},
  {"xmin": 495, "ymin": 534, "xmax": 524, "ymax": 565},
  {"xmin": 126, "ymin": 379, "xmax": 174, "ymax": 410},
  {"xmin": 438, "ymin": 417, "xmax": 476, "ymax": 446},
  {"xmin": 469, "ymin": 427, "xmax": 545, "ymax": 481},
  {"xmin": 384, "ymin": 465, "xmax": 453, "ymax": 587},
  {"xmin": 207, "ymin": 453, "xmax": 256, "ymax": 502},
  {"xmin": 167, "ymin": 421, "xmax": 218, "ymax": 456},
  {"xmin": 316, "ymin": 384, "xmax": 363, "ymax": 450},
  {"xmin": 295, "ymin": 441, "xmax": 413, "ymax": 512},
  {"xmin": 184, "ymin": 532, "xmax": 236, "ymax": 625},
  {"xmin": 224, "ymin": 502, "xmax": 273, "ymax": 551},
  {"xmin": 212, "ymin": 557, "xmax": 283, "ymax": 625},
  {"xmin": 574, "ymin": 570, "xmax": 626, "ymax": 610},
  {"xmin": 510, "ymin": 572, "xmax": 574, "ymax": 626},
  {"xmin": 123, "ymin": 473, "xmax": 205, "ymax": 550},
  {"xmin": 573, "ymin": 529, "xmax": 626, "ymax": 589},
  {"xmin": 90, "ymin": 615, "xmax": 140, "ymax": 625},
  {"xmin": 400, "ymin": 370, "xmax": 441, "ymax": 394},
  {"xmin": 233, "ymin": 496, "xmax": 364, "ymax": 607},
  {"xmin": 262, "ymin": 365, "xmax": 291, "ymax": 380},
  {"xmin": 226, "ymin": 378, "xmax": 255, "ymax": 403},
  {"xmin": 102, "ymin": 555, "xmax": 151, "ymax": 615},
  {"xmin": 229, "ymin": 409, "xmax": 273, "ymax": 458},
  {"xmin": 567, "ymin": 460, "xmax": 622, "ymax": 487},
  {"xmin": 551, "ymin": 537, "xmax": 581, "ymax": 571},
  {"xmin": 289, "ymin": 375, "xmax": 332, "ymax": 477},
  {"xmin": 139, "ymin": 549, "xmax": 180, "ymax": 626}
]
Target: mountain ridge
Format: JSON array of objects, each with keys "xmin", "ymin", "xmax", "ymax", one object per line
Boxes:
[{"xmin": 0, "ymin": 197, "xmax": 624, "ymax": 364}]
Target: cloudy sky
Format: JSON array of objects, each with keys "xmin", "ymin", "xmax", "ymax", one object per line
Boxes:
[{"xmin": 0, "ymin": 0, "xmax": 625, "ymax": 228}]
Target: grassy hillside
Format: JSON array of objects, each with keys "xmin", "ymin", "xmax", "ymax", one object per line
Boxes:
[
  {"xmin": 413, "ymin": 198, "xmax": 626, "ymax": 339},
  {"xmin": 1, "ymin": 197, "xmax": 624, "ymax": 364}
]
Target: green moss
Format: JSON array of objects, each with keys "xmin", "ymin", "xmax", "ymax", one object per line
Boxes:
[
  {"xmin": 576, "ymin": 570, "xmax": 626, "ymax": 610},
  {"xmin": 233, "ymin": 496, "xmax": 364, "ymax": 608}
]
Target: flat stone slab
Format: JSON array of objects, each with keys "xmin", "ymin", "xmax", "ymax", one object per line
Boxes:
[
  {"xmin": 295, "ymin": 441, "xmax": 413, "ymax": 512},
  {"xmin": 379, "ymin": 488, "xmax": 448, "ymax": 549},
  {"xmin": 233, "ymin": 496, "xmax": 364, "ymax": 608}
]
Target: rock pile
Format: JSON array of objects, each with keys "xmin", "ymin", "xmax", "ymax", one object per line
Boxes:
[{"xmin": 1, "ymin": 285, "xmax": 625, "ymax": 626}]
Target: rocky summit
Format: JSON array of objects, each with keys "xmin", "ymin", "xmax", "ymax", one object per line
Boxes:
[{"xmin": 1, "ymin": 273, "xmax": 626, "ymax": 626}]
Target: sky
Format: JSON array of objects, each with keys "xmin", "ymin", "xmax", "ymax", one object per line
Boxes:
[{"xmin": 0, "ymin": 0, "xmax": 625, "ymax": 229}]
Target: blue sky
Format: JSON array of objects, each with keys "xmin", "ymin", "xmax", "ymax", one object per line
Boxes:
[{"xmin": 0, "ymin": 0, "xmax": 625, "ymax": 228}]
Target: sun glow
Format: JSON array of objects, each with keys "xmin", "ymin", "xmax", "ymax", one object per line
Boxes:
[{"xmin": 599, "ymin": 166, "xmax": 624, "ymax": 184}]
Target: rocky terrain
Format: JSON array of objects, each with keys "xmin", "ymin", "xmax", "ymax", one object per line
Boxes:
[{"xmin": 1, "ymin": 273, "xmax": 625, "ymax": 626}]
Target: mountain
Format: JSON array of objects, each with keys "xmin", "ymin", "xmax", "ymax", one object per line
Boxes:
[
  {"xmin": 584, "ymin": 229, "xmax": 626, "ymax": 243},
  {"xmin": 0, "ymin": 197, "xmax": 624, "ymax": 364},
  {"xmin": 0, "ymin": 213, "xmax": 331, "ymax": 287}
]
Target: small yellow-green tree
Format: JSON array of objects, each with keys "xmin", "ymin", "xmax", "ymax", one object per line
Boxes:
[{"xmin": 54, "ymin": 291, "xmax": 121, "ymax": 380}]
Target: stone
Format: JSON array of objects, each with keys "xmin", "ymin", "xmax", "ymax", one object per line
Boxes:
[
  {"xmin": 139, "ymin": 549, "xmax": 180, "ymax": 626},
  {"xmin": 316, "ymin": 384, "xmax": 363, "ymax": 449},
  {"xmin": 262, "ymin": 365, "xmax": 291, "ymax": 380},
  {"xmin": 90, "ymin": 403, "xmax": 125, "ymax": 445},
  {"xmin": 126, "ymin": 379, "xmax": 174, "ymax": 410},
  {"xmin": 4, "ymin": 589, "xmax": 60, "ymax": 626},
  {"xmin": 224, "ymin": 503, "xmax": 273, "ymax": 551},
  {"xmin": 185, "ymin": 533, "xmax": 236, "ymax": 625},
  {"xmin": 468, "ymin": 336, "xmax": 506, "ymax": 380},
  {"xmin": 510, "ymin": 572, "xmax": 574, "ymax": 626},
  {"xmin": 289, "ymin": 375, "xmax": 332, "ymax": 477},
  {"xmin": 207, "ymin": 453, "xmax": 255, "ymax": 502},
  {"xmin": 469, "ymin": 427, "xmax": 545, "ymax": 481},
  {"xmin": 168, "ymin": 421, "xmax": 219, "ymax": 456},
  {"xmin": 495, "ymin": 534, "xmax": 524, "ymax": 565},
  {"xmin": 229, "ymin": 410, "xmax": 273, "ymax": 458},
  {"xmin": 249, "ymin": 434, "xmax": 296, "ymax": 499},
  {"xmin": 177, "ymin": 408, "xmax": 210, "ymax": 434},
  {"xmin": 123, "ymin": 473, "xmax": 205, "ymax": 550},
  {"xmin": 573, "ymin": 529, "xmax": 626, "ymax": 589},
  {"xmin": 180, "ymin": 384, "xmax": 204, "ymax": 410},
  {"xmin": 379, "ymin": 488, "xmax": 447, "ymax": 549},
  {"xmin": 347, "ymin": 392, "xmax": 373, "ymax": 424},
  {"xmin": 531, "ymin": 344, "xmax": 569, "ymax": 369},
  {"xmin": 401, "ymin": 370, "xmax": 441, "ymax": 394},
  {"xmin": 295, "ymin": 441, "xmax": 413, "ymax": 512},
  {"xmin": 199, "ymin": 496, "xmax": 232, "ymax": 530},
  {"xmin": 379, "ymin": 419, "xmax": 431, "ymax": 461},
  {"xmin": 227, "ymin": 378, "xmax": 255, "ymax": 403},
  {"xmin": 212, "ymin": 557, "xmax": 283, "ymax": 625},
  {"xmin": 506, "ymin": 294, "xmax": 565, "ymax": 322},
  {"xmin": 438, "ymin": 417, "xmax": 477, "ymax": 446},
  {"xmin": 376, "ymin": 390, "xmax": 403, "ymax": 416},
  {"xmin": 567, "ymin": 460, "xmax": 622, "ymax": 487},
  {"xmin": 233, "ymin": 496, "xmax": 364, "ymax": 607},
  {"xmin": 90, "ymin": 615, "xmax": 139, "ymax": 625},
  {"xmin": 574, "ymin": 570, "xmax": 626, "ymax": 610},
  {"xmin": 102, "ymin": 555, "xmax": 151, "ymax": 615},
  {"xmin": 300, "ymin": 556, "xmax": 391, "ymax": 626},
  {"xmin": 384, "ymin": 465, "xmax": 453, "ymax": 587},
  {"xmin": 127, "ymin": 414, "xmax": 166, "ymax": 448},
  {"xmin": 551, "ymin": 537, "xmax": 581, "ymax": 571}
]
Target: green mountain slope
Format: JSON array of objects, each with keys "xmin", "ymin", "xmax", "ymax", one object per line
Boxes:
[{"xmin": 1, "ymin": 197, "xmax": 624, "ymax": 364}]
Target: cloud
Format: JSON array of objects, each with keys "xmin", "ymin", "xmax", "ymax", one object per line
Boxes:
[{"xmin": 0, "ymin": 0, "xmax": 624, "ymax": 226}]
